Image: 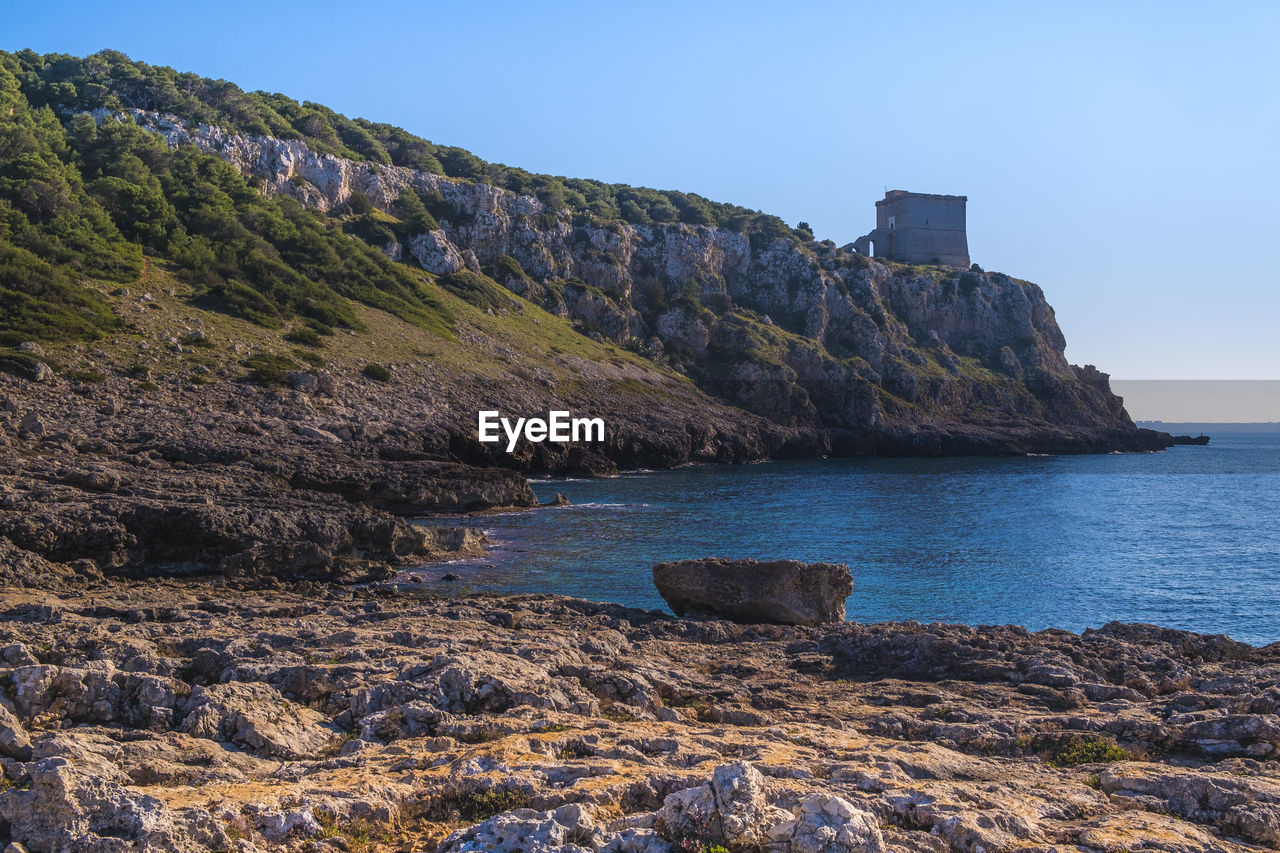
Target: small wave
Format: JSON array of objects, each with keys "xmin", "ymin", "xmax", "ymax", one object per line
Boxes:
[{"xmin": 567, "ymin": 501, "xmax": 648, "ymax": 509}]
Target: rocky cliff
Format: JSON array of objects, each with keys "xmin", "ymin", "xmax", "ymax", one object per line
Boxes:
[{"xmin": 117, "ymin": 108, "xmax": 1164, "ymax": 455}]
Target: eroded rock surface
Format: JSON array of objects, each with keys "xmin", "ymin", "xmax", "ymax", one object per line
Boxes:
[{"xmin": 0, "ymin": 583, "xmax": 1276, "ymax": 851}]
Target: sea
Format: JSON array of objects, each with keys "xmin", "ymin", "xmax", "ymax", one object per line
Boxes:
[{"xmin": 413, "ymin": 424, "xmax": 1280, "ymax": 646}]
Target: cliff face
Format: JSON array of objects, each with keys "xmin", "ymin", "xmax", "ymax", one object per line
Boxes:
[{"xmin": 120, "ymin": 109, "xmax": 1159, "ymax": 454}]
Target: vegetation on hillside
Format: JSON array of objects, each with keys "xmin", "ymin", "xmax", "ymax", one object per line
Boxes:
[
  {"xmin": 0, "ymin": 49, "xmax": 459, "ymax": 342},
  {"xmin": 0, "ymin": 47, "xmax": 808, "ymax": 347},
  {"xmin": 4, "ymin": 49, "xmax": 803, "ymax": 238}
]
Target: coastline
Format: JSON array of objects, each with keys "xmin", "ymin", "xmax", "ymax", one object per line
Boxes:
[
  {"xmin": 0, "ymin": 359, "xmax": 1171, "ymax": 591},
  {"xmin": 0, "ymin": 31, "xmax": 1274, "ymax": 853}
]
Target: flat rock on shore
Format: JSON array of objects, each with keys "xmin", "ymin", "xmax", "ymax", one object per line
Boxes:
[{"xmin": 653, "ymin": 557, "xmax": 853, "ymax": 625}]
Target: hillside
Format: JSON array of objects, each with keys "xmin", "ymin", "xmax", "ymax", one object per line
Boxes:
[{"xmin": 0, "ymin": 48, "xmax": 1166, "ymax": 459}]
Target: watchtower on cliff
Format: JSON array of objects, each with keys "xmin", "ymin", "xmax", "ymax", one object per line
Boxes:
[{"xmin": 852, "ymin": 191, "xmax": 970, "ymax": 268}]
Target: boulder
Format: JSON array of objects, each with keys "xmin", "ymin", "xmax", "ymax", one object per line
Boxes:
[
  {"xmin": 655, "ymin": 762, "xmax": 791, "ymax": 847},
  {"xmin": 652, "ymin": 558, "xmax": 852, "ymax": 625},
  {"xmin": 768, "ymin": 792, "xmax": 886, "ymax": 853},
  {"xmin": 17, "ymin": 412, "xmax": 44, "ymax": 438},
  {"xmin": 286, "ymin": 371, "xmax": 318, "ymax": 394}
]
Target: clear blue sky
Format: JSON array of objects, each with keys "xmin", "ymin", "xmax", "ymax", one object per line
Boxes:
[{"xmin": 7, "ymin": 0, "xmax": 1279, "ymax": 383}]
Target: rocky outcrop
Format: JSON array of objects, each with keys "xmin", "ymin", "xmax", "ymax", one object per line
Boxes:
[
  {"xmin": 652, "ymin": 558, "xmax": 853, "ymax": 625},
  {"xmin": 0, "ymin": 375, "xmax": 534, "ymax": 585},
  {"xmin": 0, "ymin": 583, "xmax": 1277, "ymax": 851},
  {"xmin": 102, "ymin": 108, "xmax": 1168, "ymax": 456}
]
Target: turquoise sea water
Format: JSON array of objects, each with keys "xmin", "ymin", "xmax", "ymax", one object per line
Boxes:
[{"xmin": 417, "ymin": 425, "xmax": 1280, "ymax": 645}]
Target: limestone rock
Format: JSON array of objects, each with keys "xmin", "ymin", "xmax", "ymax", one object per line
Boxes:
[
  {"xmin": 438, "ymin": 803, "xmax": 600, "ymax": 853},
  {"xmin": 0, "ymin": 584, "xmax": 1275, "ymax": 851},
  {"xmin": 0, "ymin": 538, "xmax": 72, "ymax": 589},
  {"xmin": 0, "ymin": 757, "xmax": 229, "ymax": 852},
  {"xmin": 652, "ymin": 558, "xmax": 852, "ymax": 625},
  {"xmin": 1100, "ymin": 762, "xmax": 1280, "ymax": 848},
  {"xmin": 407, "ymin": 230, "xmax": 466, "ymax": 274},
  {"xmin": 768, "ymin": 792, "xmax": 886, "ymax": 853},
  {"xmin": 179, "ymin": 682, "xmax": 338, "ymax": 759},
  {"xmin": 655, "ymin": 762, "xmax": 791, "ymax": 847},
  {"xmin": 11, "ymin": 661, "xmax": 119, "ymax": 727}
]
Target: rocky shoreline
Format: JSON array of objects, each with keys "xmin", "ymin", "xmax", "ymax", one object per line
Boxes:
[
  {"xmin": 0, "ymin": 320, "xmax": 1168, "ymax": 592},
  {"xmin": 0, "ymin": 581, "xmax": 1276, "ymax": 852}
]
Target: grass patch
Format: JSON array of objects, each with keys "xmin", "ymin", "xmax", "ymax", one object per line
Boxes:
[
  {"xmin": 458, "ymin": 726, "xmax": 505, "ymax": 744},
  {"xmin": 361, "ymin": 362, "xmax": 391, "ymax": 382},
  {"xmin": 293, "ymin": 349, "xmax": 326, "ymax": 368},
  {"xmin": 437, "ymin": 270, "xmax": 512, "ymax": 312},
  {"xmin": 65, "ymin": 369, "xmax": 108, "ymax": 384},
  {"xmin": 284, "ymin": 326, "xmax": 325, "ymax": 348},
  {"xmin": 419, "ymin": 786, "xmax": 531, "ymax": 824},
  {"xmin": 315, "ymin": 812, "xmax": 389, "ymax": 852}
]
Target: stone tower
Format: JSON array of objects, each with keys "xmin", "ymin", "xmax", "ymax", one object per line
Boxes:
[{"xmin": 852, "ymin": 190, "xmax": 970, "ymax": 268}]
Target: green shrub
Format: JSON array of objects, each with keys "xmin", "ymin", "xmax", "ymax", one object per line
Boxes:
[
  {"xmin": 391, "ymin": 187, "xmax": 439, "ymax": 235},
  {"xmin": 361, "ymin": 362, "xmax": 391, "ymax": 382},
  {"xmin": 422, "ymin": 787, "xmax": 530, "ymax": 823},
  {"xmin": 1017, "ymin": 734, "xmax": 1133, "ymax": 767},
  {"xmin": 0, "ymin": 351, "xmax": 41, "ymax": 379},
  {"xmin": 344, "ymin": 191, "xmax": 374, "ymax": 216},
  {"xmin": 284, "ymin": 326, "xmax": 324, "ymax": 348},
  {"xmin": 243, "ymin": 353, "xmax": 298, "ymax": 385}
]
